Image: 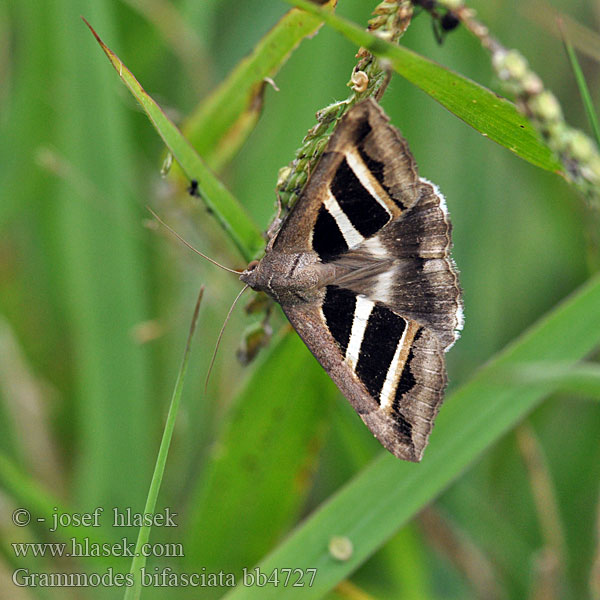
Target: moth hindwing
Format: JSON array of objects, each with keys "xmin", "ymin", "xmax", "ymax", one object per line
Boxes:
[{"xmin": 240, "ymin": 98, "xmax": 463, "ymax": 462}]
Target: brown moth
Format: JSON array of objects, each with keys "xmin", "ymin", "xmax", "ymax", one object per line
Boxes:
[{"xmin": 240, "ymin": 99, "xmax": 463, "ymax": 461}]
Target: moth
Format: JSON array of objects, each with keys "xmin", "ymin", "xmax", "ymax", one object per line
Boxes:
[{"xmin": 240, "ymin": 99, "xmax": 463, "ymax": 461}]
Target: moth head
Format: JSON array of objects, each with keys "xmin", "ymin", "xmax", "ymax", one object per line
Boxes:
[{"xmin": 239, "ymin": 259, "xmax": 261, "ymax": 290}]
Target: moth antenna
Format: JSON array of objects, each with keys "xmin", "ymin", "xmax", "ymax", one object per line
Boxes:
[
  {"xmin": 147, "ymin": 207, "xmax": 242, "ymax": 275},
  {"xmin": 204, "ymin": 284, "xmax": 250, "ymax": 393}
]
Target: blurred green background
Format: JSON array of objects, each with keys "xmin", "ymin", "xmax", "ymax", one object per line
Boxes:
[{"xmin": 1, "ymin": 0, "xmax": 599, "ymax": 598}]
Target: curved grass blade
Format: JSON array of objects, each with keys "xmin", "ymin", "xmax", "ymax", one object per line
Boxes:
[
  {"xmin": 0, "ymin": 452, "xmax": 82, "ymax": 543},
  {"xmin": 0, "ymin": 452, "xmax": 117, "ymax": 569},
  {"xmin": 182, "ymin": 0, "xmax": 337, "ymax": 172},
  {"xmin": 502, "ymin": 361, "xmax": 600, "ymax": 399},
  {"xmin": 184, "ymin": 330, "xmax": 337, "ymax": 584},
  {"xmin": 522, "ymin": 0, "xmax": 600, "ymax": 64},
  {"xmin": 124, "ymin": 288, "xmax": 204, "ymax": 600},
  {"xmin": 83, "ymin": 19, "xmax": 264, "ymax": 262},
  {"xmin": 224, "ymin": 273, "xmax": 600, "ymax": 599},
  {"xmin": 281, "ymin": 0, "xmax": 562, "ymax": 174},
  {"xmin": 561, "ymin": 28, "xmax": 600, "ymax": 147}
]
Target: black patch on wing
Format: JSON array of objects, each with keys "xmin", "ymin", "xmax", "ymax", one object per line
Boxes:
[
  {"xmin": 393, "ymin": 329, "xmax": 421, "ymax": 406},
  {"xmin": 322, "ymin": 286, "xmax": 356, "ymax": 354},
  {"xmin": 390, "ymin": 328, "xmax": 422, "ymax": 441},
  {"xmin": 393, "ymin": 413, "xmax": 413, "ymax": 439},
  {"xmin": 395, "ymin": 349, "xmax": 417, "ymax": 398},
  {"xmin": 357, "ymin": 146, "xmax": 407, "ymax": 211},
  {"xmin": 330, "ymin": 157, "xmax": 390, "ymax": 239},
  {"xmin": 312, "ymin": 205, "xmax": 348, "ymax": 261},
  {"xmin": 356, "ymin": 304, "xmax": 406, "ymax": 402},
  {"xmin": 355, "ymin": 118, "xmax": 372, "ymax": 143}
]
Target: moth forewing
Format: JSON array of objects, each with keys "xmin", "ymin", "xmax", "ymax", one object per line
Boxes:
[{"xmin": 240, "ymin": 98, "xmax": 463, "ymax": 461}]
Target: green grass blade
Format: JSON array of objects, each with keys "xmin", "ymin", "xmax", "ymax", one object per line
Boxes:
[
  {"xmin": 57, "ymin": 4, "xmax": 152, "ymax": 514},
  {"xmin": 562, "ymin": 30, "xmax": 600, "ymax": 148},
  {"xmin": 0, "ymin": 452, "xmax": 116, "ymax": 570},
  {"xmin": 184, "ymin": 331, "xmax": 337, "ymax": 583},
  {"xmin": 83, "ymin": 19, "xmax": 263, "ymax": 262},
  {"xmin": 281, "ymin": 0, "xmax": 562, "ymax": 174},
  {"xmin": 501, "ymin": 361, "xmax": 600, "ymax": 399},
  {"xmin": 224, "ymin": 273, "xmax": 600, "ymax": 599},
  {"xmin": 0, "ymin": 453, "xmax": 76, "ymax": 541},
  {"xmin": 182, "ymin": 1, "xmax": 337, "ymax": 172},
  {"xmin": 379, "ymin": 526, "xmax": 432, "ymax": 599},
  {"xmin": 124, "ymin": 288, "xmax": 204, "ymax": 600}
]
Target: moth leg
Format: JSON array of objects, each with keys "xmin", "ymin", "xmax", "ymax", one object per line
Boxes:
[{"xmin": 237, "ymin": 294, "xmax": 274, "ymax": 365}]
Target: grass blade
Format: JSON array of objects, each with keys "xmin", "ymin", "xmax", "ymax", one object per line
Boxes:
[
  {"xmin": 83, "ymin": 18, "xmax": 264, "ymax": 262},
  {"xmin": 182, "ymin": 0, "xmax": 337, "ymax": 172},
  {"xmin": 124, "ymin": 288, "xmax": 204, "ymax": 600},
  {"xmin": 522, "ymin": 0, "xmax": 600, "ymax": 65},
  {"xmin": 184, "ymin": 330, "xmax": 337, "ymax": 582},
  {"xmin": 56, "ymin": 4, "xmax": 153, "ymax": 513},
  {"xmin": 502, "ymin": 361, "xmax": 600, "ymax": 399},
  {"xmin": 281, "ymin": 0, "xmax": 562, "ymax": 174},
  {"xmin": 0, "ymin": 452, "xmax": 118, "ymax": 572},
  {"xmin": 561, "ymin": 24, "xmax": 600, "ymax": 148},
  {"xmin": 0, "ymin": 453, "xmax": 79, "ymax": 542},
  {"xmin": 224, "ymin": 273, "xmax": 600, "ymax": 599}
]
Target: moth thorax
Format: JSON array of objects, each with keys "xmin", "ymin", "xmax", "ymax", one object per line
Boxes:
[{"xmin": 239, "ymin": 251, "xmax": 324, "ymax": 304}]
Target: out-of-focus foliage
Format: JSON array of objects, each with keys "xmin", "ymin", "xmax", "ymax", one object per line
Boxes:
[{"xmin": 1, "ymin": 1, "xmax": 599, "ymax": 599}]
